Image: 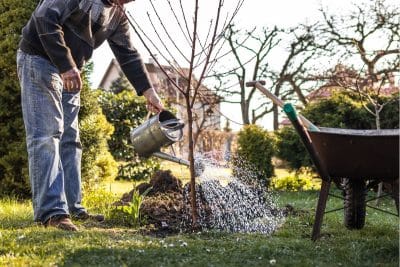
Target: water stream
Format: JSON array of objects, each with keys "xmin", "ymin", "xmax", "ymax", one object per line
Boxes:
[{"xmin": 182, "ymin": 156, "xmax": 284, "ymax": 234}]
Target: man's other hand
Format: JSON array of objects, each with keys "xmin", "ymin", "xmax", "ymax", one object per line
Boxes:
[
  {"xmin": 143, "ymin": 88, "xmax": 164, "ymax": 114},
  {"xmin": 61, "ymin": 67, "xmax": 82, "ymax": 92}
]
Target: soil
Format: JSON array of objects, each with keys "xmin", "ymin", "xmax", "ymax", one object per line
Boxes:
[
  {"xmin": 116, "ymin": 170, "xmax": 187, "ymax": 235},
  {"xmin": 115, "ymin": 170, "xmax": 298, "ymax": 236}
]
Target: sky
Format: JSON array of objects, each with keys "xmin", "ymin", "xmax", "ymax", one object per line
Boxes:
[{"xmin": 90, "ymin": 0, "xmax": 385, "ymax": 130}]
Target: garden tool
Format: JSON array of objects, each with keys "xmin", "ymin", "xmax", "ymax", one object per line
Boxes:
[
  {"xmin": 246, "ymin": 80, "xmax": 319, "ymax": 131},
  {"xmin": 130, "ymin": 110, "xmax": 204, "ymax": 176}
]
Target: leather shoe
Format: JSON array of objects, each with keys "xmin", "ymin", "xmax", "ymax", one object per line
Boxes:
[{"xmin": 44, "ymin": 215, "xmax": 78, "ymax": 231}]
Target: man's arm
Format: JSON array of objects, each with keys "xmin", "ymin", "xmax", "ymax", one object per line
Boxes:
[
  {"xmin": 33, "ymin": 0, "xmax": 81, "ymax": 91},
  {"xmin": 108, "ymin": 15, "xmax": 164, "ymax": 112},
  {"xmin": 107, "ymin": 16, "xmax": 152, "ymax": 96},
  {"xmin": 33, "ymin": 0, "xmax": 79, "ymax": 73}
]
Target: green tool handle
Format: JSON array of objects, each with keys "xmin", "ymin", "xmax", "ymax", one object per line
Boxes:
[
  {"xmin": 283, "ymin": 104, "xmax": 319, "ymax": 131},
  {"xmin": 246, "ymin": 81, "xmax": 319, "ymax": 131}
]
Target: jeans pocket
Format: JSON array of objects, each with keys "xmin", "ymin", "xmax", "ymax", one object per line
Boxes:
[{"xmin": 31, "ymin": 55, "xmax": 63, "ymax": 92}]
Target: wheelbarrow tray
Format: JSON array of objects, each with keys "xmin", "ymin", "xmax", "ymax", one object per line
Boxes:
[
  {"xmin": 246, "ymin": 80, "xmax": 399, "ymax": 240},
  {"xmin": 309, "ymin": 127, "xmax": 399, "ymax": 181}
]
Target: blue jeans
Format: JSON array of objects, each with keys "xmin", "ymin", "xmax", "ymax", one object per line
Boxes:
[{"xmin": 17, "ymin": 50, "xmax": 86, "ymax": 223}]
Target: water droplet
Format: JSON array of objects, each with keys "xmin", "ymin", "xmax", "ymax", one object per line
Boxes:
[{"xmin": 182, "ymin": 155, "xmax": 284, "ymax": 234}]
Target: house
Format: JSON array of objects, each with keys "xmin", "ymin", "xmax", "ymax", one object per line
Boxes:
[{"xmin": 98, "ymin": 58, "xmax": 222, "ymax": 157}]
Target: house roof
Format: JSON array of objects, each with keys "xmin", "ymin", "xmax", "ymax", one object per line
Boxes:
[
  {"xmin": 98, "ymin": 58, "xmax": 121, "ymax": 89},
  {"xmin": 98, "ymin": 58, "xmax": 220, "ymax": 105}
]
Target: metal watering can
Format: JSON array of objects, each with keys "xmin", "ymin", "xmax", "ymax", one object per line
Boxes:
[{"xmin": 130, "ymin": 110, "xmax": 190, "ymax": 166}]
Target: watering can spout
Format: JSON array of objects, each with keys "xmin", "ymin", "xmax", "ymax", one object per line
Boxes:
[
  {"xmin": 152, "ymin": 151, "xmax": 205, "ymax": 177},
  {"xmin": 152, "ymin": 151, "xmax": 189, "ymax": 166}
]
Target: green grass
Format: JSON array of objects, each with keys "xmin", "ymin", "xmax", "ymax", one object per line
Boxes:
[{"xmin": 0, "ymin": 190, "xmax": 398, "ymax": 267}]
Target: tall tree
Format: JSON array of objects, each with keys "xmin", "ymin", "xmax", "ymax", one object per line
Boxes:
[
  {"xmin": 213, "ymin": 23, "xmax": 323, "ymax": 129},
  {"xmin": 318, "ymin": 0, "xmax": 400, "ymax": 130},
  {"xmin": 213, "ymin": 25, "xmax": 280, "ymax": 125},
  {"xmin": 268, "ymin": 24, "xmax": 323, "ymax": 130},
  {"xmin": 0, "ymin": 0, "xmax": 38, "ymax": 197}
]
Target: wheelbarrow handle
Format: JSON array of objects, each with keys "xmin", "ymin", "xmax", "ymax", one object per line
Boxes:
[{"xmin": 246, "ymin": 80, "xmax": 319, "ymax": 131}]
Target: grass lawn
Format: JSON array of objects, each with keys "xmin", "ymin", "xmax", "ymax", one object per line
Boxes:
[{"xmin": 0, "ymin": 188, "xmax": 398, "ymax": 267}]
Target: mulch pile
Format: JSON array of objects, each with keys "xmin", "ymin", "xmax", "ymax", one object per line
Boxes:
[
  {"xmin": 117, "ymin": 170, "xmax": 188, "ymax": 235},
  {"xmin": 116, "ymin": 170, "xmax": 300, "ymax": 235}
]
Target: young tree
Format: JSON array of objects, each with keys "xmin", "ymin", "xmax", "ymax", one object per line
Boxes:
[{"xmin": 121, "ymin": 0, "xmax": 243, "ymax": 225}]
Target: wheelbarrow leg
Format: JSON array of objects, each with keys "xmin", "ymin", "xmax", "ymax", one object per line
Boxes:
[{"xmin": 312, "ymin": 180, "xmax": 331, "ymax": 241}]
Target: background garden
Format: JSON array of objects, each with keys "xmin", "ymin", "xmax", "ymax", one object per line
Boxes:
[{"xmin": 0, "ymin": 0, "xmax": 398, "ymax": 266}]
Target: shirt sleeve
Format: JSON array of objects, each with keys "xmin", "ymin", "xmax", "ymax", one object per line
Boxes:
[
  {"xmin": 107, "ymin": 15, "xmax": 152, "ymax": 96},
  {"xmin": 33, "ymin": 0, "xmax": 78, "ymax": 73}
]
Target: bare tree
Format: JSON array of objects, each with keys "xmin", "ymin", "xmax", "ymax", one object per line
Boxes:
[
  {"xmin": 213, "ymin": 24, "xmax": 323, "ymax": 129},
  {"xmin": 267, "ymin": 24, "xmax": 324, "ymax": 130},
  {"xmin": 120, "ymin": 0, "xmax": 243, "ymax": 226},
  {"xmin": 213, "ymin": 25, "xmax": 280, "ymax": 125},
  {"xmin": 317, "ymin": 0, "xmax": 399, "ymax": 204},
  {"xmin": 318, "ymin": 0, "xmax": 399, "ymax": 129}
]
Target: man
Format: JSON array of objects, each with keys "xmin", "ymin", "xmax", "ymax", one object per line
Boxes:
[{"xmin": 17, "ymin": 0, "xmax": 163, "ymax": 231}]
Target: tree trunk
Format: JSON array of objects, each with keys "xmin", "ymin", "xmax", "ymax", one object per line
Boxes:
[
  {"xmin": 273, "ymin": 104, "xmax": 279, "ymax": 130},
  {"xmin": 241, "ymin": 100, "xmax": 250, "ymax": 125},
  {"xmin": 186, "ymin": 98, "xmax": 198, "ymax": 227},
  {"xmin": 375, "ymin": 107, "xmax": 383, "ymax": 206},
  {"xmin": 375, "ymin": 108, "xmax": 381, "ymax": 131}
]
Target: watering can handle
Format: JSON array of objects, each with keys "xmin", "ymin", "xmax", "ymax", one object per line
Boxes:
[
  {"xmin": 145, "ymin": 111, "xmax": 152, "ymax": 121},
  {"xmin": 161, "ymin": 119, "xmax": 185, "ymax": 130}
]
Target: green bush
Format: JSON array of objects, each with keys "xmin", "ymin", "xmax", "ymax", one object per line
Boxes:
[
  {"xmin": 302, "ymin": 92, "xmax": 374, "ymax": 129},
  {"xmin": 275, "ymin": 91, "xmax": 399, "ymax": 171},
  {"xmin": 82, "ymin": 187, "xmax": 119, "ymax": 219},
  {"xmin": 271, "ymin": 169, "xmax": 320, "ymax": 191},
  {"xmin": 98, "ymin": 89, "xmax": 160, "ymax": 181},
  {"xmin": 79, "ymin": 65, "xmax": 118, "ymax": 187},
  {"xmin": 378, "ymin": 94, "xmax": 400, "ymax": 129},
  {"xmin": 233, "ymin": 124, "xmax": 275, "ymax": 186},
  {"xmin": 275, "ymin": 126, "xmax": 312, "ymax": 170},
  {"xmin": 98, "ymin": 90, "xmax": 147, "ymax": 160},
  {"xmin": 0, "ymin": 0, "xmax": 38, "ymax": 197}
]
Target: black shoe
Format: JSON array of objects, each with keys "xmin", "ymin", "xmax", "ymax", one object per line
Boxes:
[
  {"xmin": 44, "ymin": 215, "xmax": 79, "ymax": 231},
  {"xmin": 73, "ymin": 211, "xmax": 105, "ymax": 222}
]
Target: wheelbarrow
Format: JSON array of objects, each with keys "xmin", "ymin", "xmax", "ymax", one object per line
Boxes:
[{"xmin": 246, "ymin": 81, "xmax": 399, "ymax": 241}]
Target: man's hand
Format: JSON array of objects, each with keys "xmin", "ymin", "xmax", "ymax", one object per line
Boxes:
[
  {"xmin": 143, "ymin": 88, "xmax": 164, "ymax": 113},
  {"xmin": 61, "ymin": 67, "xmax": 82, "ymax": 92}
]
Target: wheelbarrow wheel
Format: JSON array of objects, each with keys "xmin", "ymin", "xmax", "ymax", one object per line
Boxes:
[{"xmin": 343, "ymin": 178, "xmax": 366, "ymax": 229}]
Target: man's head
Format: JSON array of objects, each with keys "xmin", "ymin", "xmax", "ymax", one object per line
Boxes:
[{"xmin": 113, "ymin": 0, "xmax": 135, "ymax": 5}]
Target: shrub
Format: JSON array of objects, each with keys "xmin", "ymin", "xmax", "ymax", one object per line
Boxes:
[
  {"xmin": 233, "ymin": 124, "xmax": 275, "ymax": 186},
  {"xmin": 79, "ymin": 65, "xmax": 118, "ymax": 187},
  {"xmin": 0, "ymin": 0, "xmax": 38, "ymax": 197},
  {"xmin": 302, "ymin": 92, "xmax": 375, "ymax": 129},
  {"xmin": 98, "ymin": 90, "xmax": 160, "ymax": 181},
  {"xmin": 271, "ymin": 169, "xmax": 320, "ymax": 191},
  {"xmin": 275, "ymin": 91, "xmax": 400, "ymax": 171},
  {"xmin": 275, "ymin": 126, "xmax": 312, "ymax": 170},
  {"xmin": 82, "ymin": 187, "xmax": 119, "ymax": 218}
]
